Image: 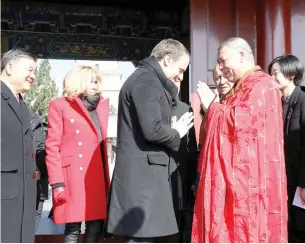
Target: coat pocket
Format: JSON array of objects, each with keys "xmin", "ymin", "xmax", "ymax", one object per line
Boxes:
[
  {"xmin": 61, "ymin": 157, "xmax": 72, "ymax": 168},
  {"xmin": 61, "ymin": 156, "xmax": 72, "ymax": 195},
  {"xmin": 1, "ymin": 162, "xmax": 19, "ymax": 200},
  {"xmin": 147, "ymin": 153, "xmax": 169, "ymax": 166}
]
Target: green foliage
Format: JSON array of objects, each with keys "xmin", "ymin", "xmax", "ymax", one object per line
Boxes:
[{"xmin": 24, "ymin": 59, "xmax": 58, "ymax": 123}]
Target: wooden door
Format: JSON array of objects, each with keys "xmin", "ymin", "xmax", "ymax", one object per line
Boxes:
[{"xmin": 190, "ymin": 0, "xmax": 256, "ymax": 141}]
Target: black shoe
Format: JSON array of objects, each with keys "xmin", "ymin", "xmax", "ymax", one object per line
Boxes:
[
  {"xmin": 64, "ymin": 223, "xmax": 81, "ymax": 243},
  {"xmin": 84, "ymin": 220, "xmax": 104, "ymax": 243}
]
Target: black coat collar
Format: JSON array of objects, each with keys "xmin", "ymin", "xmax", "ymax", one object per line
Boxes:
[
  {"xmin": 139, "ymin": 57, "xmax": 178, "ymax": 98},
  {"xmin": 289, "ymin": 86, "xmax": 301, "ymax": 108},
  {"xmin": 1, "ymin": 80, "xmax": 15, "ymax": 100},
  {"xmin": 1, "ymin": 81, "xmax": 23, "ymax": 123},
  {"xmin": 284, "ymin": 86, "xmax": 302, "ymax": 135}
]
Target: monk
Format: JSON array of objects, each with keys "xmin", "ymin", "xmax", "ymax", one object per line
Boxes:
[
  {"xmin": 198, "ymin": 64, "xmax": 234, "ymax": 174},
  {"xmin": 198, "ymin": 64, "xmax": 234, "ymax": 150},
  {"xmin": 192, "ymin": 37, "xmax": 288, "ymax": 243}
]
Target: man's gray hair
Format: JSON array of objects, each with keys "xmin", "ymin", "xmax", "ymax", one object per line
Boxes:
[
  {"xmin": 150, "ymin": 39, "xmax": 190, "ymax": 62},
  {"xmin": 218, "ymin": 37, "xmax": 253, "ymax": 56},
  {"xmin": 1, "ymin": 48, "xmax": 37, "ymax": 72}
]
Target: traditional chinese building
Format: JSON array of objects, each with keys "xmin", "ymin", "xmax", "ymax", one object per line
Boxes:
[{"xmin": 1, "ymin": 0, "xmax": 305, "ymax": 242}]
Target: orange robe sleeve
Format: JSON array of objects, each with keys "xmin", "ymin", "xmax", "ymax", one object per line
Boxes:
[{"xmin": 192, "ymin": 72, "xmax": 288, "ymax": 243}]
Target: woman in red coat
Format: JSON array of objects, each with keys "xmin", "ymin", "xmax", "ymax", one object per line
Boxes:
[{"xmin": 46, "ymin": 65, "xmax": 110, "ymax": 243}]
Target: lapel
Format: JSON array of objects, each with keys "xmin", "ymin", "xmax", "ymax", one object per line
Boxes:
[
  {"xmin": 74, "ymin": 96, "xmax": 99, "ymax": 135},
  {"xmin": 139, "ymin": 58, "xmax": 177, "ymax": 110},
  {"xmin": 163, "ymin": 88, "xmax": 173, "ymax": 109},
  {"xmin": 285, "ymin": 86, "xmax": 300, "ymax": 135},
  {"xmin": 162, "ymin": 88, "xmax": 177, "ymax": 124},
  {"xmin": 20, "ymin": 99, "xmax": 30, "ymax": 134},
  {"xmin": 1, "ymin": 81, "xmax": 23, "ymax": 123},
  {"xmin": 96, "ymin": 98, "xmax": 109, "ymax": 140}
]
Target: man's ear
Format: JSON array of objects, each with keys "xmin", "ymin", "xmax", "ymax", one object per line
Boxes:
[
  {"xmin": 6, "ymin": 62, "xmax": 14, "ymax": 76},
  {"xmin": 163, "ymin": 54, "xmax": 172, "ymax": 67},
  {"xmin": 240, "ymin": 51, "xmax": 245, "ymax": 63}
]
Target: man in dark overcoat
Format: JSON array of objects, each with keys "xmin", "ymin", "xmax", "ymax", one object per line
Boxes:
[
  {"xmin": 107, "ymin": 39, "xmax": 194, "ymax": 242},
  {"xmin": 169, "ymin": 97, "xmax": 198, "ymax": 243},
  {"xmin": 1, "ymin": 49, "xmax": 38, "ymax": 242},
  {"xmin": 21, "ymin": 92, "xmax": 49, "ymax": 232},
  {"xmin": 30, "ymin": 113, "xmax": 48, "ymax": 232}
]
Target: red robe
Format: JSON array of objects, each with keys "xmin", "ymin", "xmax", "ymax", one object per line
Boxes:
[{"xmin": 192, "ymin": 69, "xmax": 288, "ymax": 243}]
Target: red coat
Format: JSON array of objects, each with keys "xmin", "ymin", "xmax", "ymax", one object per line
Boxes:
[{"xmin": 46, "ymin": 96, "xmax": 110, "ymax": 224}]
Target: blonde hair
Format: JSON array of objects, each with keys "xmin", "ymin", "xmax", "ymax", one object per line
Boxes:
[{"xmin": 62, "ymin": 65, "xmax": 102, "ymax": 100}]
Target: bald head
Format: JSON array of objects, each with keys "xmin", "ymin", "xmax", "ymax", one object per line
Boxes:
[
  {"xmin": 213, "ymin": 64, "xmax": 234, "ymax": 95},
  {"xmin": 217, "ymin": 37, "xmax": 255, "ymax": 83},
  {"xmin": 219, "ymin": 37, "xmax": 253, "ymax": 55}
]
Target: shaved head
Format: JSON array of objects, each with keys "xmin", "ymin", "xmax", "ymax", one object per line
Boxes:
[
  {"xmin": 217, "ymin": 37, "xmax": 256, "ymax": 83},
  {"xmin": 218, "ymin": 37, "xmax": 255, "ymax": 64},
  {"xmin": 213, "ymin": 63, "xmax": 234, "ymax": 95}
]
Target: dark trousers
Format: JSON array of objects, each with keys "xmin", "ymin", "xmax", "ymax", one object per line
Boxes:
[
  {"xmin": 296, "ymin": 230, "xmax": 305, "ymax": 243},
  {"xmin": 289, "ymin": 221, "xmax": 305, "ymax": 243},
  {"xmin": 124, "ymin": 233, "xmax": 179, "ymax": 243},
  {"xmin": 288, "ymin": 204, "xmax": 305, "ymax": 243},
  {"xmin": 35, "ymin": 200, "xmax": 45, "ymax": 233},
  {"xmin": 64, "ymin": 220, "xmax": 104, "ymax": 243},
  {"xmin": 124, "ymin": 236, "xmax": 154, "ymax": 243}
]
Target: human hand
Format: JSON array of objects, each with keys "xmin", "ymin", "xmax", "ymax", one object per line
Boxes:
[
  {"xmin": 52, "ymin": 187, "xmax": 66, "ymax": 205},
  {"xmin": 171, "ymin": 112, "xmax": 194, "ymax": 138},
  {"xmin": 197, "ymin": 81, "xmax": 219, "ymax": 111}
]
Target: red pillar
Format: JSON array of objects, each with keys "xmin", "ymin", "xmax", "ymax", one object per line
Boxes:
[
  {"xmin": 190, "ymin": 0, "xmax": 207, "ymax": 142},
  {"xmin": 291, "ymin": 0, "xmax": 305, "ymax": 66},
  {"xmin": 256, "ymin": 0, "xmax": 291, "ymax": 71}
]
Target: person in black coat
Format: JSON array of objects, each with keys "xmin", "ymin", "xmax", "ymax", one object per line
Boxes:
[
  {"xmin": 21, "ymin": 92, "xmax": 49, "ymax": 233},
  {"xmin": 30, "ymin": 113, "xmax": 48, "ymax": 232},
  {"xmin": 268, "ymin": 54, "xmax": 305, "ymax": 243},
  {"xmin": 1, "ymin": 48, "xmax": 38, "ymax": 242},
  {"xmin": 106, "ymin": 39, "xmax": 194, "ymax": 243},
  {"xmin": 170, "ymin": 97, "xmax": 198, "ymax": 243}
]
